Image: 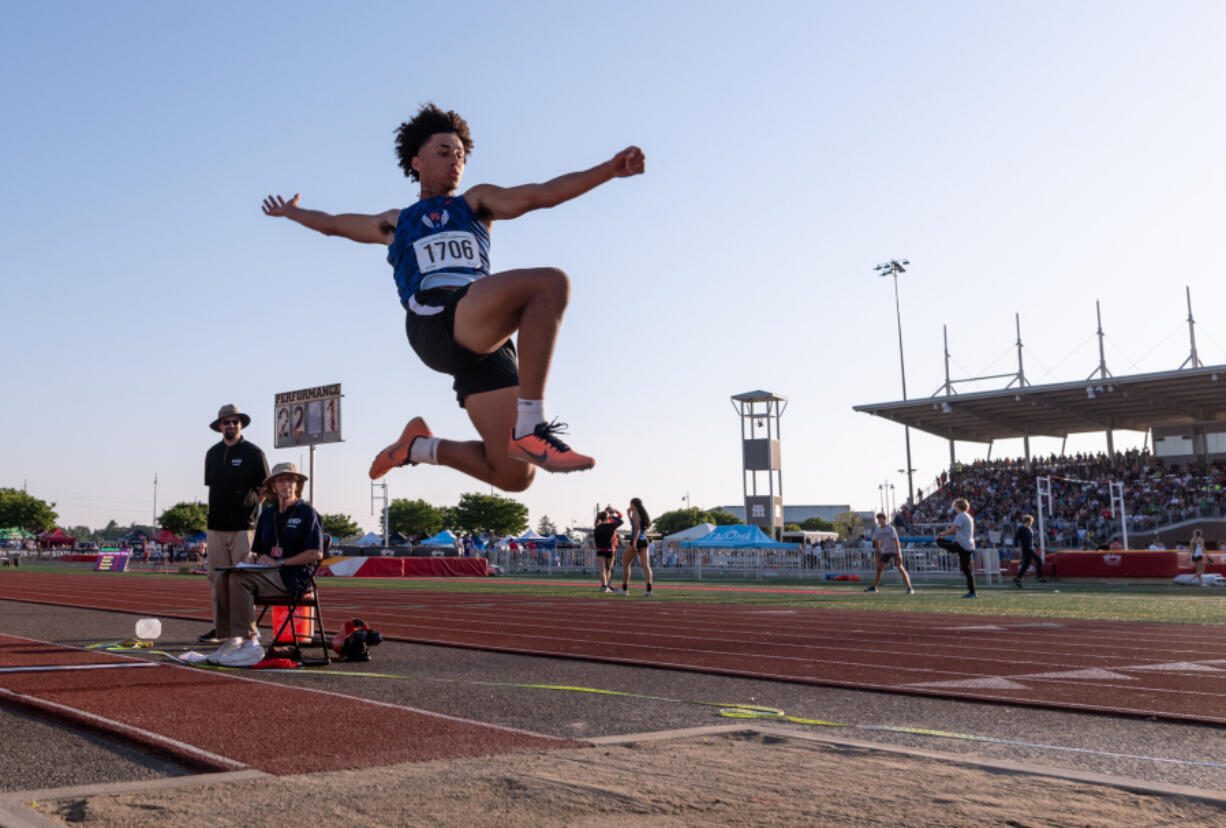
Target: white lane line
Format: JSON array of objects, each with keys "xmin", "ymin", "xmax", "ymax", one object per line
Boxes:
[
  {"xmin": 176, "ymin": 662, "xmax": 573, "ymax": 745},
  {"xmin": 904, "ymin": 677, "xmax": 1031, "ymax": 690},
  {"xmin": 1017, "ymin": 668, "xmax": 1136, "ymax": 681},
  {"xmin": 0, "ymin": 662, "xmax": 160, "ymax": 674},
  {"xmin": 1123, "ymin": 661, "xmax": 1226, "ymax": 672},
  {"xmin": 2, "ymin": 632, "xmax": 570, "ymax": 745},
  {"xmin": 0, "ymin": 687, "xmax": 247, "ymax": 770}
]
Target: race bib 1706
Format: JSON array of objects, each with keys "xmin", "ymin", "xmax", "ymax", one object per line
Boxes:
[{"xmin": 413, "ymin": 231, "xmax": 481, "ymax": 274}]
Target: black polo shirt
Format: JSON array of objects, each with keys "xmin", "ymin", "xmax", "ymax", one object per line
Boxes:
[{"xmin": 204, "ymin": 437, "xmax": 269, "ymax": 531}]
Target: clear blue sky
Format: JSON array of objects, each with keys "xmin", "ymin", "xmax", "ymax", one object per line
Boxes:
[{"xmin": 4, "ymin": 1, "xmax": 1226, "ymax": 533}]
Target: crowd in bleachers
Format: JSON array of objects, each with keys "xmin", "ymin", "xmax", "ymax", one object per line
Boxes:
[{"xmin": 898, "ymin": 450, "xmax": 1226, "ymax": 548}]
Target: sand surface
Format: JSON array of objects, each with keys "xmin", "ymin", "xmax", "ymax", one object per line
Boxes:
[{"xmin": 31, "ymin": 730, "xmax": 1226, "ymax": 827}]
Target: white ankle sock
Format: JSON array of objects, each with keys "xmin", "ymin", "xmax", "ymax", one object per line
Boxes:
[
  {"xmin": 514, "ymin": 399, "xmax": 545, "ymax": 439},
  {"xmin": 409, "ymin": 436, "xmax": 441, "ymax": 465}
]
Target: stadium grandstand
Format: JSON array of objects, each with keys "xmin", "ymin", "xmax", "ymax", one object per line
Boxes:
[{"xmin": 854, "ymin": 292, "xmax": 1226, "ymax": 549}]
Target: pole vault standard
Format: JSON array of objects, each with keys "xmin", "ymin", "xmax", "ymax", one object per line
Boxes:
[
  {"xmin": 1035, "ymin": 474, "xmax": 1129, "ymax": 560},
  {"xmin": 1036, "ymin": 476, "xmax": 1052, "ymax": 562},
  {"xmin": 1109, "ymin": 481, "xmax": 1129, "ymax": 550}
]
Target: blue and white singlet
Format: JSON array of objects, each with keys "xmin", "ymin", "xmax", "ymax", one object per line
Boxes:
[{"xmin": 387, "ymin": 195, "xmax": 491, "ymax": 307}]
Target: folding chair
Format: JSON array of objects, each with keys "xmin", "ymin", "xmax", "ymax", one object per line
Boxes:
[{"xmin": 255, "ymin": 541, "xmax": 330, "ymax": 666}]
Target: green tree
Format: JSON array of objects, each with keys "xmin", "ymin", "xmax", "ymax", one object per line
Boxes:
[
  {"xmin": 653, "ymin": 507, "xmax": 739, "ymax": 537},
  {"xmin": 452, "ymin": 492, "xmax": 528, "ymax": 537},
  {"xmin": 439, "ymin": 506, "xmax": 459, "ymax": 533},
  {"xmin": 834, "ymin": 510, "xmax": 867, "ymax": 540},
  {"xmin": 706, "ymin": 509, "xmax": 740, "ymax": 525},
  {"xmin": 387, "ymin": 498, "xmax": 446, "ymax": 538},
  {"xmin": 0, "ymin": 488, "xmax": 58, "ymax": 532},
  {"xmin": 800, "ymin": 516, "xmax": 835, "ymax": 532},
  {"xmin": 652, "ymin": 508, "xmax": 704, "ymax": 537},
  {"xmin": 66, "ymin": 525, "xmax": 99, "ymax": 544},
  {"xmin": 159, "ymin": 501, "xmax": 208, "ymax": 538},
  {"xmin": 98, "ymin": 520, "xmax": 125, "ymax": 542},
  {"xmin": 321, "ymin": 513, "xmax": 362, "ymax": 539},
  {"xmin": 537, "ymin": 515, "xmax": 557, "ymax": 536}
]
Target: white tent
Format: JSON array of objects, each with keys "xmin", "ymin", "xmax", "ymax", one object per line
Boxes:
[
  {"xmin": 354, "ymin": 532, "xmax": 383, "ymax": 547},
  {"xmin": 663, "ymin": 523, "xmax": 715, "ymax": 543}
]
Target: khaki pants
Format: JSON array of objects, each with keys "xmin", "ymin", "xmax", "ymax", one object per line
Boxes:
[
  {"xmin": 214, "ymin": 568, "xmax": 290, "ymax": 640},
  {"xmin": 206, "ymin": 530, "xmax": 254, "ymax": 630}
]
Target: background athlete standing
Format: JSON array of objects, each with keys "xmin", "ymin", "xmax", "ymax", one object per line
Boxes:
[
  {"xmin": 620, "ymin": 497, "xmax": 653, "ymax": 596},
  {"xmin": 593, "ymin": 507, "xmax": 623, "ymax": 593},
  {"xmin": 262, "ymin": 103, "xmax": 644, "ymax": 490},
  {"xmin": 865, "ymin": 512, "xmax": 913, "ymax": 594}
]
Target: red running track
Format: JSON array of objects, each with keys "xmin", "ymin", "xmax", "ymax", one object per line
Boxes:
[
  {"xmin": 0, "ymin": 633, "xmax": 575, "ymax": 774},
  {"xmin": 2, "ymin": 571, "xmax": 1225, "ymax": 726}
]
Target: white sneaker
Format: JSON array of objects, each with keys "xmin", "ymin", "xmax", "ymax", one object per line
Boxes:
[
  {"xmin": 206, "ymin": 638, "xmax": 242, "ymax": 665},
  {"xmin": 218, "ymin": 639, "xmax": 265, "ymax": 667}
]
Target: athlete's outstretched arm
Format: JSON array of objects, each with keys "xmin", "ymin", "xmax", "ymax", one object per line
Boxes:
[
  {"xmin": 261, "ymin": 193, "xmax": 398, "ymax": 245},
  {"xmin": 466, "ymin": 146, "xmax": 644, "ymax": 222}
]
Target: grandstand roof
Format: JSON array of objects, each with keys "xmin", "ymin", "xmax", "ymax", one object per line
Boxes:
[{"xmin": 853, "ymin": 364, "xmax": 1226, "ymax": 443}]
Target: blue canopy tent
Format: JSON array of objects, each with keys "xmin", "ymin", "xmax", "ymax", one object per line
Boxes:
[
  {"xmin": 680, "ymin": 524, "xmax": 797, "ymax": 549},
  {"xmin": 515, "ymin": 530, "xmax": 555, "ymax": 549},
  {"xmin": 419, "ymin": 530, "xmax": 458, "ymax": 548},
  {"xmin": 679, "ymin": 524, "xmax": 798, "ymax": 579}
]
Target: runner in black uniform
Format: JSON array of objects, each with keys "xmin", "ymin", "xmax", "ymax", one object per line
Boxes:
[
  {"xmin": 262, "ymin": 104, "xmax": 644, "ymax": 490},
  {"xmin": 620, "ymin": 497, "xmax": 653, "ymax": 596},
  {"xmin": 592, "ymin": 508, "xmax": 623, "ymax": 593},
  {"xmin": 1013, "ymin": 514, "xmax": 1045, "ymax": 587}
]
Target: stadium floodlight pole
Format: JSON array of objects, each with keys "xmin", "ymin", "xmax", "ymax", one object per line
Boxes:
[{"xmin": 874, "ymin": 258, "xmax": 915, "ymax": 506}]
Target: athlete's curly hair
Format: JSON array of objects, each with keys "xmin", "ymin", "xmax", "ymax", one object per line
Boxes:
[{"xmin": 394, "ymin": 103, "xmax": 473, "ymax": 181}]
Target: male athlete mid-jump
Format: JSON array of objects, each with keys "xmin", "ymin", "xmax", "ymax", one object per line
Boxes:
[{"xmin": 263, "ymin": 104, "xmax": 644, "ymax": 491}]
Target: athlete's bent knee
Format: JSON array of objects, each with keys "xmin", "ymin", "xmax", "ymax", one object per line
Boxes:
[
  {"xmin": 492, "ymin": 464, "xmax": 534, "ymax": 492},
  {"xmin": 537, "ymin": 267, "xmax": 570, "ymax": 306}
]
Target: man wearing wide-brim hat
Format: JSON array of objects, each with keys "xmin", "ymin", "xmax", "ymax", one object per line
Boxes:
[
  {"xmin": 209, "ymin": 462, "xmax": 324, "ymax": 667},
  {"xmin": 201, "ymin": 404, "xmax": 269, "ymax": 644}
]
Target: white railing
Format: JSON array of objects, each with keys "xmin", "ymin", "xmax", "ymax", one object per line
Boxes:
[{"xmin": 483, "ymin": 544, "xmax": 1003, "ymax": 584}]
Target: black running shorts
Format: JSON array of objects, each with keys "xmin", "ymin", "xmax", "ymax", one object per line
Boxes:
[{"xmin": 405, "ymin": 285, "xmax": 520, "ymax": 407}]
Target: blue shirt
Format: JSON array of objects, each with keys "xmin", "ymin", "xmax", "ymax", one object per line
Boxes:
[
  {"xmin": 252, "ymin": 500, "xmax": 323, "ymax": 597},
  {"xmin": 387, "ymin": 195, "xmax": 491, "ymax": 306}
]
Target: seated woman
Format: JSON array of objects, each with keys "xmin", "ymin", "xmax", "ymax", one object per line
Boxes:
[{"xmin": 208, "ymin": 462, "xmax": 324, "ymax": 667}]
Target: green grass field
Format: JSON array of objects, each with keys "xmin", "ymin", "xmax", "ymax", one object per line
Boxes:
[{"xmin": 8, "ymin": 564, "xmax": 1223, "ymax": 626}]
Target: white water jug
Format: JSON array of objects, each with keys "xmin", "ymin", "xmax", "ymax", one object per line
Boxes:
[{"xmin": 135, "ymin": 618, "xmax": 162, "ymax": 640}]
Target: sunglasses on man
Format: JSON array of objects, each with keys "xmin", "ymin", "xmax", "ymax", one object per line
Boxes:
[{"xmin": 220, "ymin": 418, "xmax": 241, "ymax": 426}]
